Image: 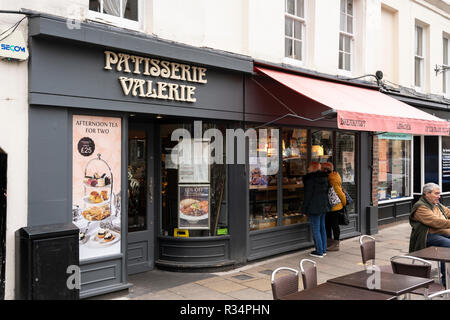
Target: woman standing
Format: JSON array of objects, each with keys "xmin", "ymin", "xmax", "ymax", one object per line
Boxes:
[
  {"xmin": 302, "ymin": 162, "xmax": 331, "ymax": 258},
  {"xmin": 321, "ymin": 162, "xmax": 346, "ymax": 251}
]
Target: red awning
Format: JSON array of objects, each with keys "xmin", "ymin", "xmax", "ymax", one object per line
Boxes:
[{"xmin": 255, "ymin": 67, "xmax": 450, "ymax": 136}]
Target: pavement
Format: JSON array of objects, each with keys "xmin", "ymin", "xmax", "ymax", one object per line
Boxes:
[{"xmin": 91, "ymin": 221, "xmax": 438, "ymax": 300}]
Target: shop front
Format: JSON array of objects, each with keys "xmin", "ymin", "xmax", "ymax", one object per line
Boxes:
[
  {"xmin": 375, "ymin": 92, "xmax": 450, "ymax": 225},
  {"xmin": 244, "ymin": 64, "xmax": 450, "ymax": 259},
  {"xmin": 26, "ymin": 14, "xmax": 252, "ymax": 298}
]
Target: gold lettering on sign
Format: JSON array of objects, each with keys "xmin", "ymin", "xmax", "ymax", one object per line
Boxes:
[{"xmin": 104, "ymin": 51, "xmax": 207, "ymax": 103}]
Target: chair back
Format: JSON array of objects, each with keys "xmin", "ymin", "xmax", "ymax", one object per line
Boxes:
[
  {"xmin": 300, "ymin": 259, "xmax": 318, "ymax": 290},
  {"xmin": 390, "ymin": 255, "xmax": 432, "ymax": 279},
  {"xmin": 359, "ymin": 235, "xmax": 377, "ymax": 267},
  {"xmin": 271, "ymin": 267, "xmax": 299, "ymax": 300}
]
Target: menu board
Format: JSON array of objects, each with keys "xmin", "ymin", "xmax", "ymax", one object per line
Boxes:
[
  {"xmin": 72, "ymin": 115, "xmax": 122, "ymax": 261},
  {"xmin": 178, "ymin": 185, "xmax": 210, "ymax": 230},
  {"xmin": 442, "ymin": 137, "xmax": 450, "ymax": 192}
]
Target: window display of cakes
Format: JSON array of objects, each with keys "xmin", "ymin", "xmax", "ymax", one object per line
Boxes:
[{"xmin": 76, "ymin": 154, "xmax": 119, "ymax": 248}]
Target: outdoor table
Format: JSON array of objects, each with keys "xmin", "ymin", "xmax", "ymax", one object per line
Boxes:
[
  {"xmin": 410, "ymin": 246, "xmax": 450, "ymax": 290},
  {"xmin": 281, "ymin": 282, "xmax": 395, "ymax": 300},
  {"xmin": 327, "ymin": 270, "xmax": 434, "ymax": 298}
]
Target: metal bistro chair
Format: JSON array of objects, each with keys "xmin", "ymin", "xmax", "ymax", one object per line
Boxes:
[
  {"xmin": 390, "ymin": 255, "xmax": 445, "ymax": 299},
  {"xmin": 300, "ymin": 259, "xmax": 318, "ymax": 290},
  {"xmin": 426, "ymin": 289, "xmax": 450, "ymax": 300},
  {"xmin": 359, "ymin": 235, "xmax": 393, "ymax": 273},
  {"xmin": 271, "ymin": 267, "xmax": 299, "ymax": 300}
]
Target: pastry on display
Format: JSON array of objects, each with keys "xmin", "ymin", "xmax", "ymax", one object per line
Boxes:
[
  {"xmin": 84, "ymin": 172, "xmax": 111, "ymax": 187},
  {"xmin": 97, "ymin": 228, "xmax": 107, "ymax": 238},
  {"xmin": 104, "ymin": 232, "xmax": 115, "ymax": 242},
  {"xmin": 81, "ymin": 205, "xmax": 111, "ymax": 221},
  {"xmin": 87, "ymin": 190, "xmax": 109, "ymax": 203}
]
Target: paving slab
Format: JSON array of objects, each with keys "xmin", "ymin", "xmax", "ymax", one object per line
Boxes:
[{"xmin": 91, "ymin": 221, "xmax": 419, "ymax": 300}]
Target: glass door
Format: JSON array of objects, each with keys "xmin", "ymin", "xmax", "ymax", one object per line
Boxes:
[{"xmin": 127, "ymin": 122, "xmax": 154, "ymax": 274}]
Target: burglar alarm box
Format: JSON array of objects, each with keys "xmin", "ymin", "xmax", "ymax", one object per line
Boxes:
[{"xmin": 15, "ymin": 223, "xmax": 79, "ymax": 300}]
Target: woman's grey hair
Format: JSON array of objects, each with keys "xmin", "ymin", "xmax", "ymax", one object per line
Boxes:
[{"xmin": 423, "ymin": 183, "xmax": 440, "ymax": 194}]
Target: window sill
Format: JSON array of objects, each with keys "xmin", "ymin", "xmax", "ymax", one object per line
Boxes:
[
  {"xmin": 283, "ymin": 57, "xmax": 305, "ymax": 68},
  {"xmin": 378, "ymin": 196, "xmax": 413, "ymax": 205},
  {"xmin": 87, "ymin": 11, "xmax": 142, "ymax": 32}
]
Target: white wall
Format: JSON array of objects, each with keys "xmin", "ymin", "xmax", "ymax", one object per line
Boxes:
[
  {"xmin": 0, "ymin": 0, "xmax": 89, "ymax": 300},
  {"xmin": 0, "ymin": 10, "xmax": 29, "ymax": 300}
]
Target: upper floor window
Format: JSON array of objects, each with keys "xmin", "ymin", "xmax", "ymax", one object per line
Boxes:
[
  {"xmin": 285, "ymin": 0, "xmax": 305, "ymax": 61},
  {"xmin": 414, "ymin": 25, "xmax": 424, "ymax": 89},
  {"xmin": 443, "ymin": 37, "xmax": 450, "ymax": 95},
  {"xmin": 339, "ymin": 0, "xmax": 353, "ymax": 72},
  {"xmin": 89, "ymin": 0, "xmax": 140, "ymax": 29}
]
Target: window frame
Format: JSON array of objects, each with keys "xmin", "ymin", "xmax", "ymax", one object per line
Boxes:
[
  {"xmin": 443, "ymin": 36, "xmax": 450, "ymax": 97},
  {"xmin": 338, "ymin": 0, "xmax": 354, "ymax": 74},
  {"xmin": 284, "ymin": 0, "xmax": 306, "ymax": 65},
  {"xmin": 87, "ymin": 0, "xmax": 144, "ymax": 31},
  {"xmin": 376, "ymin": 134, "xmax": 414, "ymax": 205},
  {"xmin": 414, "ymin": 24, "xmax": 425, "ymax": 91}
]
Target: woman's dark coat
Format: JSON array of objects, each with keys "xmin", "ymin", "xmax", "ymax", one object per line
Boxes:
[{"xmin": 302, "ymin": 171, "xmax": 331, "ymax": 216}]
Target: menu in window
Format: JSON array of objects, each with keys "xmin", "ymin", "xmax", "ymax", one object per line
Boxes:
[
  {"xmin": 342, "ymin": 151, "xmax": 354, "ymax": 183},
  {"xmin": 178, "ymin": 140, "xmax": 210, "ymax": 183},
  {"xmin": 442, "ymin": 137, "xmax": 450, "ymax": 192},
  {"xmin": 178, "ymin": 184, "xmax": 210, "ymax": 230}
]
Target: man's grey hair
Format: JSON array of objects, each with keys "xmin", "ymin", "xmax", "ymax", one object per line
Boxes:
[{"xmin": 423, "ymin": 182, "xmax": 440, "ymax": 194}]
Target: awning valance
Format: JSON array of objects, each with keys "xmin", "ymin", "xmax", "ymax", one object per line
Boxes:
[{"xmin": 255, "ymin": 67, "xmax": 450, "ymax": 136}]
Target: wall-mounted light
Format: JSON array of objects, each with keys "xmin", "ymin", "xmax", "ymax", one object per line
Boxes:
[
  {"xmin": 156, "ymin": 115, "xmax": 163, "ymax": 119},
  {"xmin": 435, "ymin": 64, "xmax": 450, "ymax": 76}
]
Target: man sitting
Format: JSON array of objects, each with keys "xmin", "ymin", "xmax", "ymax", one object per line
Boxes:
[{"xmin": 410, "ymin": 182, "xmax": 450, "ymax": 286}]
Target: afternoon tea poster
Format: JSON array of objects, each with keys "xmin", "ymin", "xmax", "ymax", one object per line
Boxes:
[{"xmin": 72, "ymin": 115, "xmax": 122, "ymax": 261}]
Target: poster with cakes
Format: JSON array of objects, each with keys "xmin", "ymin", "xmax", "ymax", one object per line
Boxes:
[
  {"xmin": 72, "ymin": 115, "xmax": 122, "ymax": 261},
  {"xmin": 178, "ymin": 185, "xmax": 210, "ymax": 230}
]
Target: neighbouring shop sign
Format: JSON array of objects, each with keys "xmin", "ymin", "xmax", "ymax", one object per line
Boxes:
[
  {"xmin": 72, "ymin": 115, "xmax": 122, "ymax": 261},
  {"xmin": 104, "ymin": 51, "xmax": 207, "ymax": 103},
  {"xmin": 377, "ymin": 132, "xmax": 412, "ymax": 140}
]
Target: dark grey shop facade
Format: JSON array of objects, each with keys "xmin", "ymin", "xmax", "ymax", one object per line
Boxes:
[{"xmin": 23, "ymin": 13, "xmax": 450, "ymax": 299}]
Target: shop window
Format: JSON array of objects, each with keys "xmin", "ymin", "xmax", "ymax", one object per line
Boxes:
[
  {"xmin": 160, "ymin": 122, "xmax": 228, "ymax": 237},
  {"xmin": 442, "ymin": 136, "xmax": 450, "ymax": 193},
  {"xmin": 281, "ymin": 128, "xmax": 308, "ymax": 226},
  {"xmin": 89, "ymin": 0, "xmax": 141, "ymax": 29},
  {"xmin": 128, "ymin": 130, "xmax": 147, "ymax": 232},
  {"xmin": 311, "ymin": 130, "xmax": 333, "ymax": 163},
  {"xmin": 285, "ymin": 0, "xmax": 305, "ymax": 61},
  {"xmin": 424, "ymin": 136, "xmax": 439, "ymax": 185},
  {"xmin": 336, "ymin": 132, "xmax": 356, "ymax": 214},
  {"xmin": 376, "ymin": 134, "xmax": 412, "ymax": 201},
  {"xmin": 249, "ymin": 127, "xmax": 279, "ymax": 231}
]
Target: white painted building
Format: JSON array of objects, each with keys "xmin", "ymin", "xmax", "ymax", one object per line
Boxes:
[{"xmin": 0, "ymin": 0, "xmax": 449, "ymax": 299}]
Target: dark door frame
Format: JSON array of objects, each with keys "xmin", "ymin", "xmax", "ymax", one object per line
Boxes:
[
  {"xmin": 127, "ymin": 121, "xmax": 155, "ymax": 275},
  {"xmin": 0, "ymin": 149, "xmax": 6, "ymax": 300}
]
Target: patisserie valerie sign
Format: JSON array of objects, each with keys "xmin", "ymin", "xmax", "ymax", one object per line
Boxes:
[
  {"xmin": 72, "ymin": 115, "xmax": 122, "ymax": 261},
  {"xmin": 104, "ymin": 51, "xmax": 207, "ymax": 103}
]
